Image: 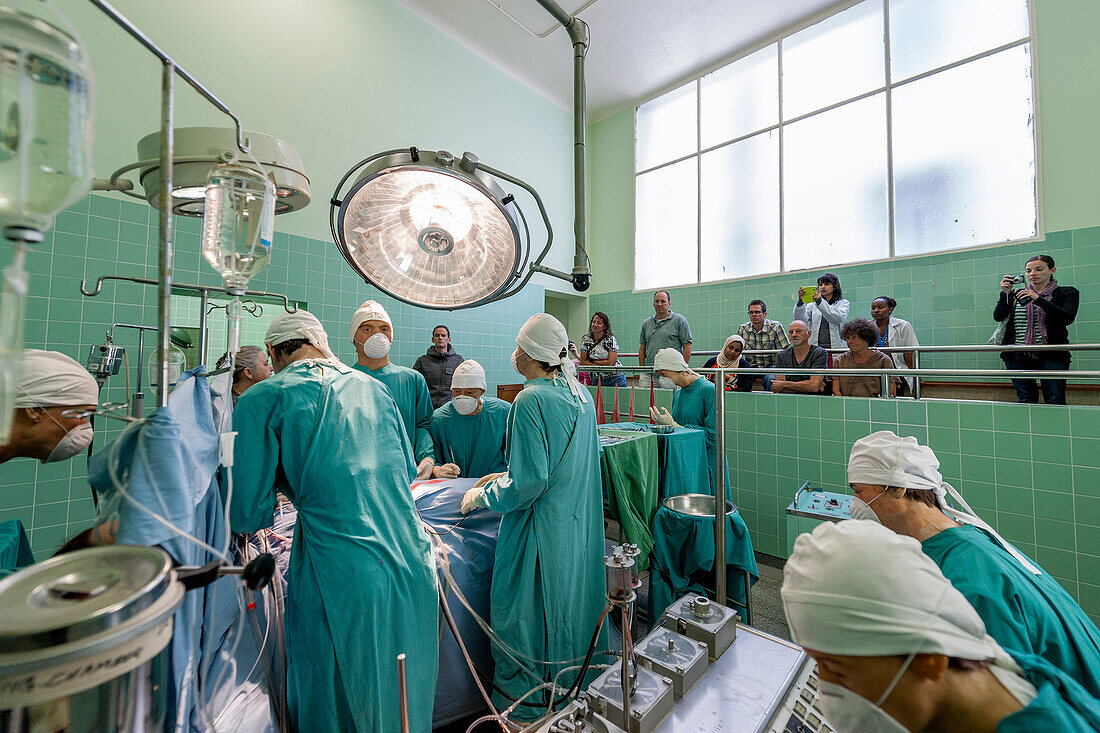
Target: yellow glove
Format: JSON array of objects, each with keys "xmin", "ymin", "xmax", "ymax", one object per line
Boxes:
[{"xmin": 460, "ymin": 487, "xmax": 487, "ymax": 515}]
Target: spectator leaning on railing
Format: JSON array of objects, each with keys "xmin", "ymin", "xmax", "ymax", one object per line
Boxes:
[
  {"xmin": 832, "ymin": 319, "xmax": 897, "ymax": 398},
  {"xmin": 737, "ymin": 299, "xmax": 789, "ymax": 391},
  {"xmin": 870, "ymin": 296, "xmax": 918, "ymax": 396},
  {"xmin": 771, "ymin": 321, "xmax": 828, "ymax": 394}
]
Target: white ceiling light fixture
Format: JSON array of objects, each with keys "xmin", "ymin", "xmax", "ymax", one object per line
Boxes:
[
  {"xmin": 95, "ymin": 126, "xmax": 310, "ymax": 217},
  {"xmin": 332, "ymin": 146, "xmax": 574, "ymax": 310}
]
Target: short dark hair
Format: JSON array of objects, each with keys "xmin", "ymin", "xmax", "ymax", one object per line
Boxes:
[
  {"xmin": 270, "ymin": 338, "xmax": 311, "ymax": 359},
  {"xmin": 654, "ymin": 290, "xmax": 671, "ymax": 302},
  {"xmin": 1026, "ymin": 255, "xmax": 1055, "ymax": 269},
  {"xmin": 900, "ymin": 487, "xmax": 940, "ymax": 509},
  {"xmin": 433, "ymin": 325, "xmax": 450, "ymax": 337},
  {"xmin": 748, "ymin": 299, "xmax": 767, "ymax": 313},
  {"xmin": 817, "ymin": 273, "xmax": 842, "ymax": 303},
  {"xmin": 872, "ymin": 296, "xmax": 897, "ymax": 309},
  {"xmin": 840, "ymin": 318, "xmax": 879, "ymax": 347}
]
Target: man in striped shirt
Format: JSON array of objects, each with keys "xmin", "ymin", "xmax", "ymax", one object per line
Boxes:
[{"xmin": 736, "ymin": 300, "xmax": 790, "ymax": 392}]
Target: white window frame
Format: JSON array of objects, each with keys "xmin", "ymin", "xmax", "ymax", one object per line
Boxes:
[{"xmin": 632, "ymin": 0, "xmax": 1042, "ymax": 292}]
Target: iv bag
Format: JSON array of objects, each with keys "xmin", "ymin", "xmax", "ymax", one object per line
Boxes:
[{"xmin": 201, "ymin": 164, "xmax": 274, "ymax": 292}]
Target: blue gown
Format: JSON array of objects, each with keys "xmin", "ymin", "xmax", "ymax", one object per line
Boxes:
[
  {"xmin": 481, "ymin": 377, "xmax": 608, "ymax": 718},
  {"xmin": 430, "ymin": 397, "xmax": 510, "ymax": 477},
  {"xmin": 671, "ymin": 376, "xmax": 731, "ymax": 500},
  {"xmin": 997, "ymin": 650, "xmax": 1100, "ymax": 731},
  {"xmin": 922, "ymin": 524, "xmax": 1100, "ymax": 699},
  {"xmin": 353, "ymin": 362, "xmax": 435, "ymax": 463},
  {"xmin": 232, "ymin": 360, "xmax": 439, "ymax": 732}
]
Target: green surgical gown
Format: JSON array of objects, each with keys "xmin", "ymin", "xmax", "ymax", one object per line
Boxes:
[
  {"xmin": 481, "ymin": 377, "xmax": 608, "ymax": 718},
  {"xmin": 671, "ymin": 376, "xmax": 731, "ymax": 500},
  {"xmin": 922, "ymin": 524, "xmax": 1100, "ymax": 699},
  {"xmin": 354, "ymin": 362, "xmax": 435, "ymax": 464},
  {"xmin": 232, "ymin": 360, "xmax": 439, "ymax": 732},
  {"xmin": 997, "ymin": 650, "xmax": 1100, "ymax": 731},
  {"xmin": 430, "ymin": 397, "xmax": 509, "ymax": 477}
]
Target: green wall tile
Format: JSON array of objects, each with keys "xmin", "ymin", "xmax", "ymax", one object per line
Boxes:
[
  {"xmin": 960, "ymin": 429, "xmax": 994, "ymax": 455},
  {"xmin": 1031, "ymin": 406, "xmax": 1071, "ymax": 435},
  {"xmin": 996, "ymin": 512, "xmax": 1036, "ymax": 545},
  {"xmin": 1034, "ymin": 490, "xmax": 1075, "ymax": 521},
  {"xmin": 1032, "ymin": 462, "xmax": 1072, "ymax": 493},
  {"xmin": 1034, "ymin": 434, "xmax": 1072, "ymax": 465},
  {"xmin": 994, "ymin": 431, "xmax": 1032, "ymax": 460}
]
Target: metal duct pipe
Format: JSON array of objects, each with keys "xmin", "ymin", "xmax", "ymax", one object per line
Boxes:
[{"xmin": 534, "ymin": 0, "xmax": 592, "ymax": 292}]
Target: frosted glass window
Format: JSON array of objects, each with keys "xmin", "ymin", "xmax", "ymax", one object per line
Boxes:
[
  {"xmin": 782, "ymin": 0, "xmax": 884, "ymax": 119},
  {"xmin": 700, "ymin": 131, "xmax": 779, "ymax": 281},
  {"xmin": 636, "ymin": 83, "xmax": 697, "ymax": 172},
  {"xmin": 890, "ymin": 0, "xmax": 1030, "ymax": 81},
  {"xmin": 635, "ymin": 158, "xmax": 698, "ymax": 289},
  {"xmin": 892, "ymin": 46, "xmax": 1037, "ymax": 257},
  {"xmin": 783, "ymin": 94, "xmax": 889, "ymax": 270},
  {"xmin": 700, "ymin": 45, "xmax": 779, "ymax": 148}
]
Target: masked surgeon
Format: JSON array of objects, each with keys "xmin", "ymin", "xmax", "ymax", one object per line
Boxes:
[
  {"xmin": 782, "ymin": 520, "xmax": 1100, "ymax": 732},
  {"xmin": 231, "ymin": 309, "xmax": 438, "ymax": 732},
  {"xmin": 1, "ymin": 349, "xmax": 98, "ymax": 464},
  {"xmin": 428, "ymin": 359, "xmax": 508, "ymax": 479},
  {"xmin": 459, "ymin": 314, "xmax": 607, "ymax": 718},
  {"xmin": 846, "ymin": 430, "xmax": 1100, "ymax": 699},
  {"xmin": 350, "ymin": 299, "xmax": 435, "ymax": 480}
]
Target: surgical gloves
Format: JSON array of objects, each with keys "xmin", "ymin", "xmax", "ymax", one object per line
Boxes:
[
  {"xmin": 415, "ymin": 457, "xmax": 435, "ymax": 480},
  {"xmin": 460, "ymin": 487, "xmax": 486, "ymax": 515},
  {"xmin": 650, "ymin": 406, "xmax": 680, "ymax": 428}
]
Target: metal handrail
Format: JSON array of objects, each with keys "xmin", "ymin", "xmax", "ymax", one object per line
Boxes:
[{"xmin": 615, "ymin": 342, "xmax": 1100, "ymax": 358}]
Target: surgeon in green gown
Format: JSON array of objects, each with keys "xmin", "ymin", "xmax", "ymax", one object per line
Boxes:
[
  {"xmin": 232, "ymin": 310, "xmax": 438, "ymax": 732},
  {"xmin": 847, "ymin": 430, "xmax": 1100, "ymax": 699},
  {"xmin": 649, "ymin": 348, "xmax": 731, "ymax": 500},
  {"xmin": 349, "ymin": 299, "xmax": 436, "ymax": 480},
  {"xmin": 460, "ymin": 314, "xmax": 608, "ymax": 719},
  {"xmin": 429, "ymin": 360, "xmax": 509, "ymax": 479}
]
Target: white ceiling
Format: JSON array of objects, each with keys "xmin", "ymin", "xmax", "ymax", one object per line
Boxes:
[{"xmin": 396, "ymin": 0, "xmax": 852, "ymax": 122}]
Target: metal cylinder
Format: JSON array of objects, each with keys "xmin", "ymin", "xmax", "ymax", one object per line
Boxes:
[
  {"xmin": 604, "ymin": 552, "xmax": 635, "ymax": 603},
  {"xmin": 714, "ymin": 372, "xmax": 727, "ymax": 607}
]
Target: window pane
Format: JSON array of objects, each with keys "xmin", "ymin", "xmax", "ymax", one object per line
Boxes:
[
  {"xmin": 635, "ymin": 158, "xmax": 699, "ymax": 289},
  {"xmin": 636, "ymin": 83, "xmax": 697, "ymax": 171},
  {"xmin": 700, "ymin": 45, "xmax": 779, "ymax": 148},
  {"xmin": 783, "ymin": 94, "xmax": 889, "ymax": 270},
  {"xmin": 782, "ymin": 0, "xmax": 884, "ymax": 119},
  {"xmin": 890, "ymin": 0, "xmax": 1029, "ymax": 81},
  {"xmin": 892, "ymin": 46, "xmax": 1037, "ymax": 257},
  {"xmin": 700, "ymin": 131, "xmax": 779, "ymax": 281}
]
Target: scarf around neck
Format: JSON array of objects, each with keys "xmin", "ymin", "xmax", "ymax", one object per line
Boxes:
[{"xmin": 1023, "ymin": 278, "xmax": 1057, "ymax": 345}]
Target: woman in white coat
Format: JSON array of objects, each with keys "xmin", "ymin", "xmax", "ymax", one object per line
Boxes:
[
  {"xmin": 870, "ymin": 295, "xmax": 919, "ymax": 395},
  {"xmin": 793, "ymin": 272, "xmax": 850, "ymax": 357}
]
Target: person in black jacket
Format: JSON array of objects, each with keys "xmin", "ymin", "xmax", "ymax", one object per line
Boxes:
[
  {"xmin": 413, "ymin": 325, "xmax": 465, "ymax": 409},
  {"xmin": 994, "ymin": 255, "xmax": 1079, "ymax": 405}
]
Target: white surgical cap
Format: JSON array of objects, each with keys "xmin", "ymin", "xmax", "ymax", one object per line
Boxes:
[
  {"xmin": 849, "ymin": 431, "xmax": 1039, "ymax": 574},
  {"xmin": 653, "ymin": 348, "xmax": 690, "ymax": 374},
  {"xmin": 716, "ymin": 335, "xmax": 746, "ymax": 368},
  {"xmin": 349, "ymin": 299, "xmax": 392, "ymax": 342},
  {"xmin": 266, "ymin": 309, "xmax": 339, "ymax": 363},
  {"xmin": 14, "ymin": 350, "xmax": 98, "ymax": 408},
  {"xmin": 516, "ymin": 313, "xmax": 587, "ymax": 404},
  {"xmin": 782, "ymin": 520, "xmax": 1037, "ymax": 703},
  {"xmin": 451, "ymin": 360, "xmax": 486, "ymax": 391}
]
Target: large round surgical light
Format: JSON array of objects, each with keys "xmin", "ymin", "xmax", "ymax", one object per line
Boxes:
[{"xmin": 333, "ymin": 149, "xmax": 539, "ymax": 310}]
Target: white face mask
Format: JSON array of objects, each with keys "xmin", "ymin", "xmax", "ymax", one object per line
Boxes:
[
  {"xmin": 511, "ymin": 349, "xmax": 523, "ymax": 376},
  {"xmin": 817, "ymin": 680, "xmax": 909, "ymax": 733},
  {"xmin": 359, "ymin": 332, "xmax": 391, "ymax": 359},
  {"xmin": 45, "ymin": 422, "xmax": 94, "ymax": 463},
  {"xmin": 452, "ymin": 395, "xmax": 480, "ymax": 415},
  {"xmin": 848, "ymin": 497, "xmax": 882, "ymax": 523}
]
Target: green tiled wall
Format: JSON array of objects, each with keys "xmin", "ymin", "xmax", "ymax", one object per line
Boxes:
[
  {"xmin": 0, "ymin": 194, "xmax": 544, "ymax": 559},
  {"xmin": 589, "ymin": 227, "xmax": 1100, "ymax": 374}
]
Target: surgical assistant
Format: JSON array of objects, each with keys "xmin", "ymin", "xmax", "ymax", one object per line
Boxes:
[
  {"xmin": 430, "ymin": 360, "xmax": 509, "ymax": 478},
  {"xmin": 461, "ymin": 314, "xmax": 607, "ymax": 718},
  {"xmin": 231, "ymin": 310, "xmax": 438, "ymax": 732}
]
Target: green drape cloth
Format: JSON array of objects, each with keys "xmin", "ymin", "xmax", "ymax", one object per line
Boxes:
[
  {"xmin": 599, "ymin": 429, "xmax": 659, "ymax": 570},
  {"xmin": 600, "ymin": 422, "xmax": 710, "ymax": 498}
]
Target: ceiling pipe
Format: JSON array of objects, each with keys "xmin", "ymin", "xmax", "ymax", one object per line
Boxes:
[{"xmin": 534, "ymin": 0, "xmax": 592, "ymax": 292}]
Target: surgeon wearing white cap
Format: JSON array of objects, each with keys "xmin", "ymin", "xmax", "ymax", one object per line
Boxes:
[
  {"xmin": 232, "ymin": 308, "xmax": 439, "ymax": 732},
  {"xmin": 846, "ymin": 430, "xmax": 1100, "ymax": 698},
  {"xmin": 349, "ymin": 299, "xmax": 436, "ymax": 480},
  {"xmin": 459, "ymin": 313, "xmax": 607, "ymax": 718},
  {"xmin": 428, "ymin": 359, "xmax": 509, "ymax": 479},
  {"xmin": 1, "ymin": 349, "xmax": 98, "ymax": 464},
  {"xmin": 649, "ymin": 347, "xmax": 730, "ymax": 499},
  {"xmin": 781, "ymin": 520, "xmax": 1100, "ymax": 732}
]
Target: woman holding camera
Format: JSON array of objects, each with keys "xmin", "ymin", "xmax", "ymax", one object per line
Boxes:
[
  {"xmin": 994, "ymin": 255, "xmax": 1079, "ymax": 404},
  {"xmin": 792, "ymin": 273, "xmax": 849, "ymax": 355}
]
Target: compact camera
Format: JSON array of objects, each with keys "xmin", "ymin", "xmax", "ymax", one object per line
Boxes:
[{"xmin": 1005, "ymin": 274, "xmax": 1025, "ymax": 284}]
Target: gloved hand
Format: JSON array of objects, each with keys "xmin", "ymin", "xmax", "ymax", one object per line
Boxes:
[
  {"xmin": 432, "ymin": 463, "xmax": 461, "ymax": 479},
  {"xmin": 473, "ymin": 471, "xmax": 505, "ymax": 489},
  {"xmin": 415, "ymin": 457, "xmax": 436, "ymax": 481},
  {"xmin": 649, "ymin": 406, "xmax": 681, "ymax": 427},
  {"xmin": 460, "ymin": 487, "xmax": 487, "ymax": 515}
]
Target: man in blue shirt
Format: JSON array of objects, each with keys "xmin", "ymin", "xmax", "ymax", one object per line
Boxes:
[{"xmin": 638, "ymin": 290, "xmax": 692, "ymax": 389}]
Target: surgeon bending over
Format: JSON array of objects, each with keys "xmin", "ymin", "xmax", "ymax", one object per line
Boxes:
[
  {"xmin": 782, "ymin": 520, "xmax": 1100, "ymax": 732},
  {"xmin": 0, "ymin": 350, "xmax": 97, "ymax": 464},
  {"xmin": 232, "ymin": 310, "xmax": 438, "ymax": 732},
  {"xmin": 429, "ymin": 359, "xmax": 509, "ymax": 479},
  {"xmin": 460, "ymin": 314, "xmax": 607, "ymax": 718},
  {"xmin": 847, "ymin": 430, "xmax": 1100, "ymax": 699}
]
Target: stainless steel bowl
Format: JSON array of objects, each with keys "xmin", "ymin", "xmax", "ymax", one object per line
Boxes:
[{"xmin": 662, "ymin": 493, "xmax": 736, "ymax": 517}]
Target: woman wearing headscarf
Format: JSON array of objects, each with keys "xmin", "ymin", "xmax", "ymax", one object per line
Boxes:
[
  {"xmin": 650, "ymin": 348, "xmax": 730, "ymax": 499},
  {"xmin": 994, "ymin": 255, "xmax": 1079, "ymax": 404},
  {"xmin": 459, "ymin": 313, "xmax": 606, "ymax": 719},
  {"xmin": 232, "ymin": 309, "xmax": 438, "ymax": 732},
  {"xmin": 846, "ymin": 430, "xmax": 1100, "ymax": 698},
  {"xmin": 782, "ymin": 520, "xmax": 1100, "ymax": 732},
  {"xmin": 703, "ymin": 335, "xmax": 753, "ymax": 392}
]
